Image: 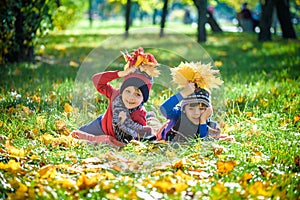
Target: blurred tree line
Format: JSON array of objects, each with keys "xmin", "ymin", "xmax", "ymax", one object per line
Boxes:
[{"xmin": 0, "ymin": 0, "xmax": 298, "ymax": 64}]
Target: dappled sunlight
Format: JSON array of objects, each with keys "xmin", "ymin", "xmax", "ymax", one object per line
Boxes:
[{"xmin": 1, "ymin": 31, "xmax": 299, "ymax": 199}]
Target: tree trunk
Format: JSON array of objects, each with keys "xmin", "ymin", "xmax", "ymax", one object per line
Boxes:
[
  {"xmin": 258, "ymin": 0, "xmax": 274, "ymax": 41},
  {"xmin": 88, "ymin": 0, "xmax": 93, "ymax": 27},
  {"xmin": 160, "ymin": 0, "xmax": 168, "ymax": 37},
  {"xmin": 14, "ymin": 7, "xmax": 34, "ymax": 62},
  {"xmin": 207, "ymin": 10, "xmax": 222, "ymax": 33},
  {"xmin": 274, "ymin": 0, "xmax": 297, "ymax": 39},
  {"xmin": 125, "ymin": 0, "xmax": 131, "ymax": 37},
  {"xmin": 153, "ymin": 9, "xmax": 158, "ymax": 25},
  {"xmin": 193, "ymin": 0, "xmax": 207, "ymax": 42},
  {"xmin": 259, "ymin": 0, "xmax": 297, "ymax": 41}
]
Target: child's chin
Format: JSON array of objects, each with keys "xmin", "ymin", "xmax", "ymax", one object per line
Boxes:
[
  {"xmin": 191, "ymin": 120, "xmax": 199, "ymax": 125},
  {"xmin": 125, "ymin": 104, "xmax": 137, "ymax": 109}
]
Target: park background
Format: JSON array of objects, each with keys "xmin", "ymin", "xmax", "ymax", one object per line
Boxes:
[{"xmin": 0, "ymin": 0, "xmax": 300, "ymax": 199}]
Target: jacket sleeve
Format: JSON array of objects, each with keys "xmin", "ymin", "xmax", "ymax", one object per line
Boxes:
[
  {"xmin": 199, "ymin": 124, "xmax": 208, "ymax": 138},
  {"xmin": 92, "ymin": 70, "xmax": 120, "ymax": 98},
  {"xmin": 160, "ymin": 92, "xmax": 183, "ymax": 119},
  {"xmin": 112, "ymin": 105, "xmax": 146, "ymax": 139},
  {"xmin": 131, "ymin": 109, "xmax": 147, "ymax": 126}
]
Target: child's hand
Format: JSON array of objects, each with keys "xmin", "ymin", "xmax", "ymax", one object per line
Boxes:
[
  {"xmin": 118, "ymin": 111, "xmax": 127, "ymax": 124},
  {"xmin": 118, "ymin": 67, "xmax": 136, "ymax": 77},
  {"xmin": 200, "ymin": 107, "xmax": 213, "ymax": 124},
  {"xmin": 180, "ymin": 82, "xmax": 195, "ymax": 98}
]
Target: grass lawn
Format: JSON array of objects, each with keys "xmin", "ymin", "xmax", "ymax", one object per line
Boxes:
[{"xmin": 0, "ymin": 20, "xmax": 300, "ymax": 199}]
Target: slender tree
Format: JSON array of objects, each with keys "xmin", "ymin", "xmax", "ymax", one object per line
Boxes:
[
  {"xmin": 258, "ymin": 0, "xmax": 275, "ymax": 41},
  {"xmin": 259, "ymin": 0, "xmax": 297, "ymax": 41},
  {"xmin": 207, "ymin": 8, "xmax": 223, "ymax": 33},
  {"xmin": 89, "ymin": 0, "xmax": 93, "ymax": 27},
  {"xmin": 274, "ymin": 0, "xmax": 297, "ymax": 39},
  {"xmin": 125, "ymin": 0, "xmax": 131, "ymax": 37},
  {"xmin": 193, "ymin": 0, "xmax": 208, "ymax": 42},
  {"xmin": 160, "ymin": 0, "xmax": 169, "ymax": 37}
]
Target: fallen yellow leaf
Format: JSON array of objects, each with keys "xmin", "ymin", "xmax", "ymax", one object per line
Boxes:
[
  {"xmin": 212, "ymin": 182, "xmax": 227, "ymax": 195},
  {"xmin": 55, "ymin": 120, "xmax": 70, "ymax": 135},
  {"xmin": 64, "ymin": 103, "xmax": 73, "ymax": 112},
  {"xmin": 249, "ymin": 181, "xmax": 272, "ymax": 197},
  {"xmin": 0, "ymin": 159, "xmax": 22, "ymax": 172},
  {"xmin": 5, "ymin": 141, "xmax": 25, "ymax": 158},
  {"xmin": 7, "ymin": 182, "xmax": 28, "ymax": 200},
  {"xmin": 217, "ymin": 160, "xmax": 236, "ymax": 174},
  {"xmin": 38, "ymin": 165, "xmax": 57, "ymax": 179},
  {"xmin": 172, "ymin": 159, "xmax": 185, "ymax": 169},
  {"xmin": 152, "ymin": 180, "xmax": 173, "ymax": 193},
  {"xmin": 293, "ymin": 113, "xmax": 300, "ymax": 124},
  {"xmin": 214, "ymin": 61, "xmax": 223, "ymax": 67},
  {"xmin": 241, "ymin": 173, "xmax": 253, "ymax": 183},
  {"xmin": 40, "ymin": 133, "xmax": 54, "ymax": 146},
  {"xmin": 31, "ymin": 94, "xmax": 41, "ymax": 104},
  {"xmin": 69, "ymin": 61, "xmax": 79, "ymax": 67},
  {"xmin": 22, "ymin": 106, "xmax": 31, "ymax": 115},
  {"xmin": 56, "ymin": 178, "xmax": 76, "ymax": 189},
  {"xmin": 76, "ymin": 173, "xmax": 98, "ymax": 190}
]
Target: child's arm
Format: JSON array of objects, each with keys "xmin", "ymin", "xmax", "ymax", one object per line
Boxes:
[
  {"xmin": 92, "ymin": 71, "xmax": 119, "ymax": 98},
  {"xmin": 91, "ymin": 68, "xmax": 136, "ymax": 98},
  {"xmin": 200, "ymin": 107, "xmax": 213, "ymax": 124},
  {"xmin": 160, "ymin": 83, "xmax": 195, "ymax": 118},
  {"xmin": 179, "ymin": 82, "xmax": 195, "ymax": 98},
  {"xmin": 117, "ymin": 67, "xmax": 136, "ymax": 77},
  {"xmin": 198, "ymin": 107, "xmax": 213, "ymax": 137},
  {"xmin": 113, "ymin": 106, "xmax": 152, "ymax": 140}
]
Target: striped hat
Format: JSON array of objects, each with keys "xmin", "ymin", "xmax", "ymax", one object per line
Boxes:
[{"xmin": 181, "ymin": 88, "xmax": 211, "ymax": 108}]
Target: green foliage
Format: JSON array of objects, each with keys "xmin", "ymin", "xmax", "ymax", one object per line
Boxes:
[
  {"xmin": 0, "ymin": 0, "xmax": 55, "ymax": 64},
  {"xmin": 52, "ymin": 0, "xmax": 87, "ymax": 30},
  {"xmin": 0, "ymin": 23, "xmax": 299, "ymax": 199}
]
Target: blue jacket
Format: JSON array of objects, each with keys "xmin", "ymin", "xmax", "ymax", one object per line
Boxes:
[{"xmin": 159, "ymin": 92, "xmax": 209, "ymax": 141}]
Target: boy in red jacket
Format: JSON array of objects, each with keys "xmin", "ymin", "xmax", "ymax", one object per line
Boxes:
[{"xmin": 70, "ymin": 48, "xmax": 159, "ymax": 146}]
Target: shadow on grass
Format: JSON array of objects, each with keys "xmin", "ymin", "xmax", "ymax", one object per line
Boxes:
[{"xmin": 1, "ymin": 32, "xmax": 299, "ymax": 92}]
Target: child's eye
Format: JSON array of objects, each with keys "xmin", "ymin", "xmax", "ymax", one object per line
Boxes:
[{"xmin": 135, "ymin": 93, "xmax": 141, "ymax": 97}]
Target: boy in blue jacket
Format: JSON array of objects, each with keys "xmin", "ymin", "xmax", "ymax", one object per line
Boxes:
[{"xmin": 157, "ymin": 62, "xmax": 233, "ymax": 142}]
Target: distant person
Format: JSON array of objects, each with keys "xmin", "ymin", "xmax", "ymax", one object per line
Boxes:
[
  {"xmin": 183, "ymin": 9, "xmax": 192, "ymax": 24},
  {"xmin": 238, "ymin": 3, "xmax": 254, "ymax": 32}
]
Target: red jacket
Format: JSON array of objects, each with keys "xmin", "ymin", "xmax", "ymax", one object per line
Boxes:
[{"xmin": 92, "ymin": 71, "xmax": 147, "ymax": 138}]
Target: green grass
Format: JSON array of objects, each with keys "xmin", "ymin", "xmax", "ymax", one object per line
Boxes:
[{"xmin": 0, "ymin": 21, "xmax": 299, "ymax": 199}]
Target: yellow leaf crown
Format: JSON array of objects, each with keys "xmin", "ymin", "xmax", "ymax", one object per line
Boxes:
[
  {"xmin": 171, "ymin": 61, "xmax": 223, "ymax": 93},
  {"xmin": 122, "ymin": 47, "xmax": 160, "ymax": 77}
]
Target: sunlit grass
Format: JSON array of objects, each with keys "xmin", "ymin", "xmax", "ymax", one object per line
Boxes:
[{"xmin": 0, "ymin": 22, "xmax": 299, "ymax": 199}]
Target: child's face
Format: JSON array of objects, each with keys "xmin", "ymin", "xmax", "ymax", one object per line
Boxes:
[
  {"xmin": 183, "ymin": 103, "xmax": 207, "ymax": 125},
  {"xmin": 121, "ymin": 86, "xmax": 143, "ymax": 109}
]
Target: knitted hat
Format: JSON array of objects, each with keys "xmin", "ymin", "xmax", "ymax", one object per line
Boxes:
[
  {"xmin": 181, "ymin": 87, "xmax": 211, "ymax": 108},
  {"xmin": 120, "ymin": 70, "xmax": 153, "ymax": 103}
]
